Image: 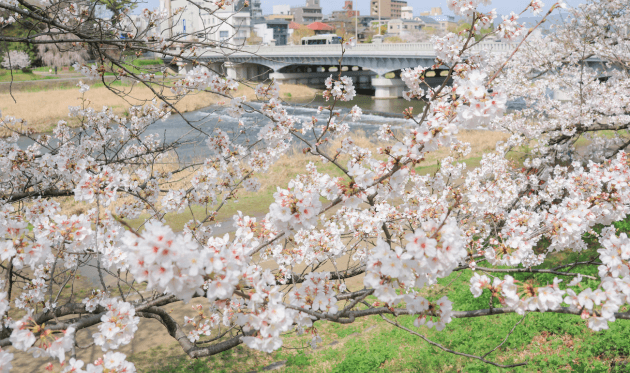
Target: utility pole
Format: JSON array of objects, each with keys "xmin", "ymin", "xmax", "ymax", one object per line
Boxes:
[
  {"xmin": 345, "ymin": 1, "xmax": 359, "ymax": 42},
  {"xmin": 166, "ymin": 0, "xmax": 173, "ymax": 38}
]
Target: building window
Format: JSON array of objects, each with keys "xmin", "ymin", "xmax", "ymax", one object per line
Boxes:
[{"xmin": 220, "ymin": 31, "xmax": 229, "ymax": 40}]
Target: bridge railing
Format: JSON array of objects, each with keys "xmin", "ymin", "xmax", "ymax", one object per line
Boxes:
[{"xmin": 184, "ymin": 42, "xmax": 515, "ymax": 56}]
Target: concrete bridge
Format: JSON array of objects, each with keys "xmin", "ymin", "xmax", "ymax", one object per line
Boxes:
[{"xmin": 167, "ymin": 42, "xmax": 515, "ymax": 98}]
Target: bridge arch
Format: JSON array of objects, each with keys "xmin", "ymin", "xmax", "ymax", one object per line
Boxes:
[{"xmin": 270, "ymin": 63, "xmax": 377, "ymax": 91}]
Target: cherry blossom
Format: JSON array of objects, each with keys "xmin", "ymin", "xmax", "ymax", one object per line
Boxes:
[{"xmin": 2, "ymin": 0, "xmax": 630, "ymax": 369}]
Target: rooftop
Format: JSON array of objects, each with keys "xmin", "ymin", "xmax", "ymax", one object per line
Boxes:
[
  {"xmin": 431, "ymin": 15, "xmax": 455, "ymax": 22},
  {"xmin": 417, "ymin": 16, "xmax": 439, "ymax": 24},
  {"xmin": 307, "ymin": 21, "xmax": 335, "ymax": 31}
]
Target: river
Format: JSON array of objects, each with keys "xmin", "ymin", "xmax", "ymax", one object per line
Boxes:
[{"xmin": 137, "ymin": 94, "xmax": 420, "ymax": 163}]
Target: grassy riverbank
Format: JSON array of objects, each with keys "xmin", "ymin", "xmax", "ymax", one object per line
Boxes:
[
  {"xmin": 128, "ymin": 231, "xmax": 630, "ymax": 373},
  {"xmin": 0, "ymin": 82, "xmax": 317, "ymax": 136},
  {"xmin": 0, "ymin": 69, "xmax": 61, "ymax": 82},
  {"xmin": 125, "ymin": 218, "xmax": 630, "ymax": 373}
]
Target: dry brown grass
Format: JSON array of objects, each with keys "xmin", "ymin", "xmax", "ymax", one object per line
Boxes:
[
  {"xmin": 424, "ymin": 129, "xmax": 509, "ymax": 165},
  {"xmin": 0, "ymin": 83, "xmax": 316, "ymax": 136}
]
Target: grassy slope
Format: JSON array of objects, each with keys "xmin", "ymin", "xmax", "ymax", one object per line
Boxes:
[{"xmin": 129, "ymin": 222, "xmax": 630, "ymax": 373}]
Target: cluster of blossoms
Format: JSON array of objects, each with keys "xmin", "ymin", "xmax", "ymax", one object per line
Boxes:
[
  {"xmin": 453, "ymin": 70, "xmax": 508, "ymax": 128},
  {"xmin": 322, "ymin": 75, "xmax": 356, "ymax": 101},
  {"xmin": 268, "ymin": 180, "xmax": 322, "ymax": 232},
  {"xmin": 59, "ymin": 352, "xmax": 135, "ymax": 373},
  {"xmin": 292, "ymin": 221, "xmax": 346, "ymax": 265},
  {"xmin": 183, "ymin": 304, "xmax": 221, "ymax": 342},
  {"xmin": 401, "ymin": 66, "xmax": 427, "ymax": 100},
  {"xmin": 497, "ymin": 12, "xmax": 525, "ymax": 41},
  {"xmin": 343, "ymin": 37, "xmax": 357, "ymax": 49},
  {"xmin": 171, "ymin": 66, "xmax": 239, "ymax": 95},
  {"xmin": 411, "ymin": 296, "xmax": 453, "ymax": 331},
  {"xmin": 447, "ymin": 0, "xmax": 492, "ymax": 16},
  {"xmin": 73, "ymin": 63, "xmax": 99, "ymax": 79},
  {"xmin": 9, "ymin": 315, "xmax": 75, "ymax": 362},
  {"xmin": 470, "ymin": 274, "xmax": 566, "ymax": 316},
  {"xmin": 288, "ymin": 272, "xmax": 340, "ymax": 315},
  {"xmin": 362, "ymin": 218, "xmax": 466, "ymax": 330},
  {"xmin": 530, "ymin": 0, "xmax": 545, "ymax": 14},
  {"xmin": 92, "ymin": 297, "xmax": 139, "ymax": 350},
  {"xmin": 123, "ymin": 221, "xmax": 207, "ymax": 302},
  {"xmin": 0, "ymin": 220, "xmax": 50, "ymax": 270},
  {"xmin": 237, "ymin": 267, "xmax": 296, "ymax": 353},
  {"xmin": 73, "ymin": 166, "xmax": 122, "ymax": 206},
  {"xmin": 433, "ymin": 33, "xmax": 465, "ymax": 65},
  {"xmin": 350, "ymin": 105, "xmax": 362, "ymax": 121},
  {"xmin": 255, "ymin": 81, "xmax": 280, "ymax": 99}
]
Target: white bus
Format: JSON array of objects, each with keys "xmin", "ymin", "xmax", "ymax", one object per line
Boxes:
[{"xmin": 301, "ymin": 34, "xmax": 342, "ymax": 45}]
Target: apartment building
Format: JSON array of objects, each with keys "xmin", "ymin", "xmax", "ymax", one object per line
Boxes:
[
  {"xmin": 430, "ymin": 15, "xmax": 457, "ymax": 31},
  {"xmin": 291, "ymin": 0, "xmax": 323, "ymax": 24},
  {"xmin": 387, "ymin": 18, "xmax": 422, "ymax": 36},
  {"xmin": 163, "ymin": 0, "xmax": 250, "ymax": 45},
  {"xmin": 370, "ymin": 0, "xmax": 407, "ymax": 19}
]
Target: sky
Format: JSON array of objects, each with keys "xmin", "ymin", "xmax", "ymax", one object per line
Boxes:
[
  {"xmin": 137, "ymin": 0, "xmax": 585, "ymax": 18},
  {"xmin": 258, "ymin": 0, "xmax": 584, "ymax": 18}
]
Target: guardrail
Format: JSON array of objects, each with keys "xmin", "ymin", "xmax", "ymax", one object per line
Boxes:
[
  {"xmin": 234, "ymin": 42, "xmax": 515, "ymax": 54},
  {"xmin": 168, "ymin": 41, "xmax": 515, "ymax": 57}
]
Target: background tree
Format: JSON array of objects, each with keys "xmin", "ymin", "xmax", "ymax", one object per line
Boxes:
[
  {"xmin": 0, "ymin": 50, "xmax": 30, "ymax": 70},
  {"xmin": 457, "ymin": 21, "xmax": 495, "ymax": 40},
  {"xmin": 246, "ymin": 30, "xmax": 262, "ymax": 45},
  {"xmin": 384, "ymin": 35, "xmax": 403, "ymax": 43},
  {"xmin": 290, "ymin": 25, "xmax": 315, "ymax": 45},
  {"xmin": 35, "ymin": 31, "xmax": 90, "ymax": 68}
]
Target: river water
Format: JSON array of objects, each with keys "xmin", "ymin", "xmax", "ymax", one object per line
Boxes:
[
  {"xmin": 288, "ymin": 94, "xmax": 427, "ymax": 113},
  {"xmin": 137, "ymin": 94, "xmax": 420, "ymax": 163}
]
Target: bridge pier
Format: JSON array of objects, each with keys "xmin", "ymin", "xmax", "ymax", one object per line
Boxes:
[
  {"xmin": 225, "ymin": 62, "xmax": 248, "ymax": 80},
  {"xmin": 223, "ymin": 63, "xmax": 269, "ymax": 81},
  {"xmin": 371, "ymin": 77, "xmax": 405, "ymax": 99}
]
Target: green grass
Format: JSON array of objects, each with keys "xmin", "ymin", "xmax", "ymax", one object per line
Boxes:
[
  {"xmin": 0, "ymin": 69, "xmax": 59, "ymax": 82},
  {"xmin": 126, "ymin": 217, "xmax": 630, "ymax": 372},
  {"xmin": 10, "ymin": 79, "xmax": 152, "ymax": 93},
  {"xmin": 31, "ymin": 66, "xmax": 71, "ymax": 72},
  {"xmin": 131, "ymin": 58, "xmax": 164, "ymax": 67},
  {"xmin": 117, "ymin": 58, "xmax": 165, "ymax": 76}
]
